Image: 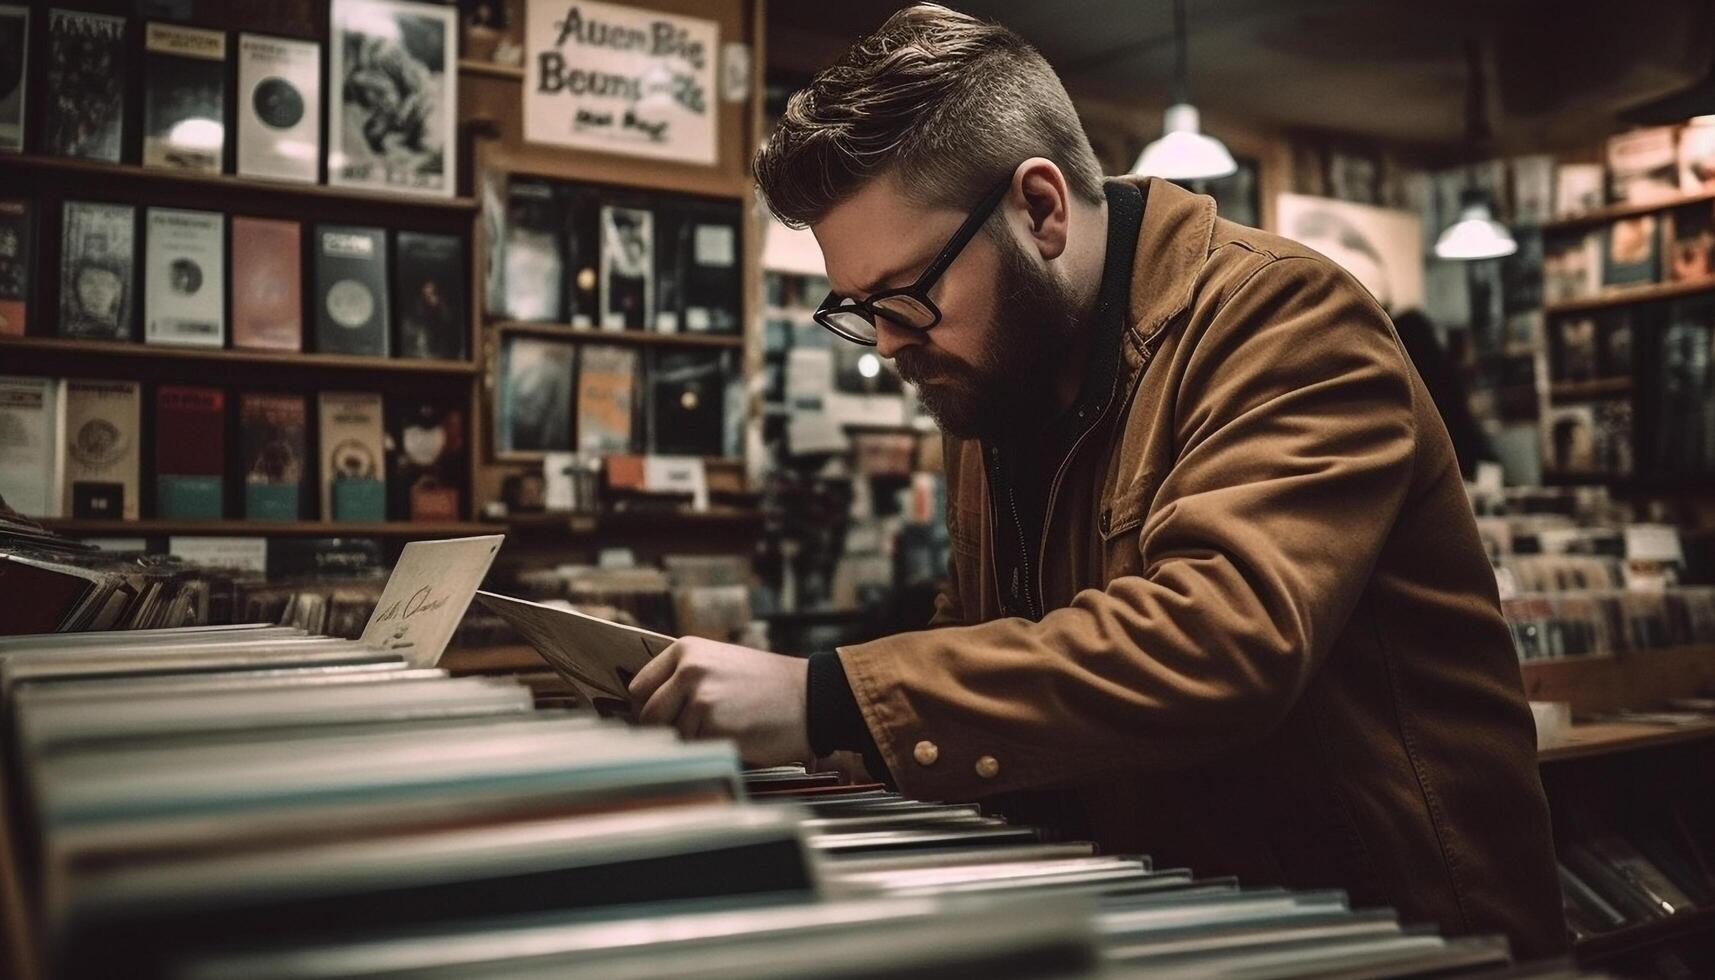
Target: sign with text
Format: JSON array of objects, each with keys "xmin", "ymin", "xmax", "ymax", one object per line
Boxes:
[
  {"xmin": 525, "ymin": 0, "xmax": 718, "ymax": 164},
  {"xmin": 360, "ymin": 535, "xmax": 504, "ymax": 667}
]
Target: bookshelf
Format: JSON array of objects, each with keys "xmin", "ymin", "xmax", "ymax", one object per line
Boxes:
[
  {"xmin": 493, "ymin": 321, "xmax": 745, "ymax": 350},
  {"xmin": 0, "ymin": 337, "xmax": 478, "ymax": 376},
  {"xmin": 457, "ymin": 58, "xmax": 526, "ymax": 82},
  {"xmin": 1544, "ymin": 277, "xmax": 1715, "ymax": 316},
  {"xmin": 1547, "ymin": 377, "xmax": 1633, "ymax": 402},
  {"xmin": 38, "ymin": 518, "xmax": 492, "ymax": 538},
  {"xmin": 1544, "ymin": 187, "xmax": 1715, "ymax": 232}
]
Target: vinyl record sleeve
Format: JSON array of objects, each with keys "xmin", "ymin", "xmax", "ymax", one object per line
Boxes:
[
  {"xmin": 43, "ymin": 9, "xmax": 126, "ymax": 162},
  {"xmin": 144, "ymin": 207, "xmax": 225, "ymax": 347},
  {"xmin": 230, "ymin": 216, "xmax": 302, "ymax": 350},
  {"xmin": 495, "ymin": 334, "xmax": 573, "ymax": 456},
  {"xmin": 141, "ymin": 23, "xmax": 227, "ymax": 174},
  {"xmin": 499, "ymin": 178, "xmax": 563, "ymax": 322},
  {"xmin": 59, "ymin": 201, "xmax": 136, "ymax": 339},
  {"xmin": 62, "ymin": 379, "xmax": 141, "ymax": 520},
  {"xmin": 393, "ymin": 231, "xmax": 466, "ymax": 359},
  {"xmin": 575, "ymin": 344, "xmax": 637, "ymax": 454},
  {"xmin": 239, "ymin": 392, "xmax": 306, "ymax": 519},
  {"xmin": 317, "ymin": 390, "xmax": 386, "ymax": 520},
  {"xmin": 0, "ymin": 5, "xmax": 26, "ymax": 152},
  {"xmin": 313, "ymin": 224, "xmax": 389, "ymax": 355},
  {"xmin": 599, "ymin": 204, "xmax": 653, "ymax": 331},
  {"xmin": 154, "ymin": 385, "xmax": 225, "ymax": 518},
  {"xmin": 0, "ymin": 375, "xmax": 64, "ymax": 517},
  {"xmin": 387, "ymin": 398, "xmax": 465, "ymax": 520},
  {"xmin": 328, "ymin": 0, "xmax": 457, "ymax": 198},
  {"xmin": 236, "ymin": 33, "xmax": 320, "ymax": 183},
  {"xmin": 0, "ymin": 197, "xmax": 29, "ymax": 334}
]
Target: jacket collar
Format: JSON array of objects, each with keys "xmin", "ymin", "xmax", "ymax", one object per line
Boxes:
[{"xmin": 1112, "ymin": 176, "xmax": 1218, "ymax": 353}]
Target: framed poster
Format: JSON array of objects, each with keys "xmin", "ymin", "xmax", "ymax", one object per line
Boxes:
[
  {"xmin": 329, "ymin": 0, "xmax": 457, "ymax": 197},
  {"xmin": 1275, "ymin": 193, "xmax": 1424, "ymax": 314},
  {"xmin": 525, "ymin": 0, "xmax": 717, "ymax": 165}
]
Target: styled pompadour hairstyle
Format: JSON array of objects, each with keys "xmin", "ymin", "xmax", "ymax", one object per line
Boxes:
[{"xmin": 753, "ymin": 3, "xmax": 1105, "ymax": 229}]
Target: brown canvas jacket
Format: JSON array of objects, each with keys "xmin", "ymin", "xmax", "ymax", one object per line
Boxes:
[{"xmin": 835, "ymin": 177, "xmax": 1566, "ymax": 958}]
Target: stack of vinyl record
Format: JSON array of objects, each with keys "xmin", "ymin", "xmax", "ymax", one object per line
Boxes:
[{"xmin": 0, "ymin": 625, "xmax": 1586, "ymax": 979}]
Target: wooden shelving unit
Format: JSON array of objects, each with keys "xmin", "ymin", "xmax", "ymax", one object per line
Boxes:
[
  {"xmin": 0, "ymin": 337, "xmax": 478, "ymax": 376},
  {"xmin": 1544, "ymin": 277, "xmax": 1715, "ymax": 316},
  {"xmin": 493, "ymin": 321, "xmax": 745, "ymax": 350},
  {"xmin": 1548, "ymin": 377, "xmax": 1634, "ymax": 402},
  {"xmin": 1544, "ymin": 187, "xmax": 1715, "ymax": 232},
  {"xmin": 1538, "ymin": 718, "xmax": 1715, "ymax": 763},
  {"xmin": 458, "ymin": 58, "xmax": 525, "ymax": 81},
  {"xmin": 39, "ymin": 518, "xmax": 492, "ymax": 538}
]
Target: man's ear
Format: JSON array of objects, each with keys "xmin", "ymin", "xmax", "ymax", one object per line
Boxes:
[{"xmin": 1013, "ymin": 158, "xmax": 1071, "ymax": 262}]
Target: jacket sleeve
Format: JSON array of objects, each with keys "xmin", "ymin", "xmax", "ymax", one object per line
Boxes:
[{"xmin": 834, "ymin": 256, "xmax": 1418, "ymax": 800}]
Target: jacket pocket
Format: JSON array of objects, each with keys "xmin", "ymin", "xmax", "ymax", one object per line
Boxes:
[{"xmin": 1098, "ymin": 473, "xmax": 1157, "ymax": 579}]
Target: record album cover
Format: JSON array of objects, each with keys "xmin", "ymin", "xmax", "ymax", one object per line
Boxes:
[
  {"xmin": 44, "ymin": 9, "xmax": 126, "ymax": 162},
  {"xmin": 496, "ymin": 334, "xmax": 573, "ymax": 456},
  {"xmin": 1606, "ymin": 127, "xmax": 1679, "ymax": 205},
  {"xmin": 231, "ymin": 216, "xmax": 302, "ymax": 351},
  {"xmin": 0, "ymin": 375, "xmax": 64, "ymax": 517},
  {"xmin": 1543, "ymin": 232, "xmax": 1601, "ymax": 304},
  {"xmin": 1666, "ymin": 204, "xmax": 1715, "ymax": 283},
  {"xmin": 240, "ymin": 391, "xmax": 306, "ymax": 519},
  {"xmin": 388, "ymin": 399, "xmax": 465, "ymax": 520},
  {"xmin": 0, "ymin": 198, "xmax": 29, "ymax": 335},
  {"xmin": 59, "ymin": 201, "xmax": 136, "ymax": 339},
  {"xmin": 683, "ymin": 202, "xmax": 741, "ymax": 334},
  {"xmin": 154, "ymin": 385, "xmax": 225, "ymax": 518},
  {"xmin": 1680, "ymin": 121, "xmax": 1715, "ymax": 195},
  {"xmin": 144, "ymin": 207, "xmax": 225, "ymax": 347},
  {"xmin": 142, "ymin": 23, "xmax": 227, "ymax": 174},
  {"xmin": 0, "ymin": 6, "xmax": 26, "ymax": 153},
  {"xmin": 394, "ymin": 231, "xmax": 466, "ymax": 359},
  {"xmin": 576, "ymin": 344, "xmax": 637, "ymax": 454},
  {"xmin": 600, "ymin": 204, "xmax": 652, "ymax": 330},
  {"xmin": 317, "ymin": 391, "xmax": 386, "ymax": 521},
  {"xmin": 329, "ymin": 0, "xmax": 457, "ymax": 197},
  {"xmin": 499, "ymin": 178, "xmax": 563, "ymax": 322},
  {"xmin": 647, "ymin": 348, "xmax": 730, "ymax": 457},
  {"xmin": 237, "ymin": 33, "xmax": 321, "ymax": 183},
  {"xmin": 561, "ymin": 183, "xmax": 601, "ymax": 327},
  {"xmin": 62, "ymin": 379, "xmax": 140, "ymax": 519},
  {"xmin": 1603, "ymin": 215, "xmax": 1658, "ymax": 288},
  {"xmin": 313, "ymin": 224, "xmax": 389, "ymax": 356}
]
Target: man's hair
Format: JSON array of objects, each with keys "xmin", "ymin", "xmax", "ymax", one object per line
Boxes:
[{"xmin": 754, "ymin": 4, "xmax": 1105, "ymax": 229}]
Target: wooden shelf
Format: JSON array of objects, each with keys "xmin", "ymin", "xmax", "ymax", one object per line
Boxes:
[
  {"xmin": 41, "ymin": 519, "xmax": 493, "ymax": 538},
  {"xmin": 493, "ymin": 508, "xmax": 765, "ymax": 535},
  {"xmin": 1549, "ymin": 377, "xmax": 1634, "ymax": 402},
  {"xmin": 1538, "ymin": 718, "xmax": 1715, "ymax": 763},
  {"xmin": 1575, "ymin": 905, "xmax": 1715, "ymax": 963},
  {"xmin": 1545, "ymin": 278, "xmax": 1715, "ymax": 316},
  {"xmin": 0, "ymin": 153, "xmax": 478, "ymax": 212},
  {"xmin": 1545, "ymin": 188, "xmax": 1715, "ymax": 232},
  {"xmin": 0, "ymin": 337, "xmax": 478, "ymax": 376},
  {"xmin": 1520, "ymin": 645, "xmax": 1715, "ymax": 715},
  {"xmin": 493, "ymin": 321, "xmax": 744, "ymax": 349},
  {"xmin": 458, "ymin": 58, "xmax": 525, "ymax": 81}
]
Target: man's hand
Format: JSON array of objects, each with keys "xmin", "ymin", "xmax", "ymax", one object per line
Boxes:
[{"xmin": 627, "ymin": 637, "xmax": 812, "ymax": 767}]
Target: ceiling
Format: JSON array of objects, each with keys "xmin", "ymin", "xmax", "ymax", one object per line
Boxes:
[{"xmin": 766, "ymin": 0, "xmax": 1715, "ymax": 158}]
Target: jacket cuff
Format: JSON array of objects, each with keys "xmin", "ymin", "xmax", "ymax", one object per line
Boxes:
[{"xmin": 806, "ymin": 650, "xmax": 891, "ymax": 782}]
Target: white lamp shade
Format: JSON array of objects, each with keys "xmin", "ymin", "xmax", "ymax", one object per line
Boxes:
[
  {"xmin": 1434, "ymin": 201, "xmax": 1517, "ymax": 261},
  {"xmin": 1131, "ymin": 104, "xmax": 1237, "ymax": 181}
]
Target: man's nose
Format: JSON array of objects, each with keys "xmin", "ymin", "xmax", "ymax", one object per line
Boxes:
[{"xmin": 872, "ymin": 318, "xmax": 922, "ymax": 360}]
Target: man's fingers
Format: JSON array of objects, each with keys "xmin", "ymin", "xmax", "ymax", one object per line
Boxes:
[
  {"xmin": 676, "ymin": 697, "xmax": 709, "ymax": 741},
  {"xmin": 627, "ymin": 639, "xmax": 683, "ymax": 705},
  {"xmin": 637, "ymin": 667, "xmax": 692, "ymax": 728}
]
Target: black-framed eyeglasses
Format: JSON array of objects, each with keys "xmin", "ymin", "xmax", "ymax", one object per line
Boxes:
[{"xmin": 814, "ymin": 177, "xmax": 1013, "ymax": 346}]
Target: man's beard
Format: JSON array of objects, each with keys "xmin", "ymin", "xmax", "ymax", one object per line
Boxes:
[{"xmin": 894, "ymin": 234, "xmax": 1081, "ymax": 441}]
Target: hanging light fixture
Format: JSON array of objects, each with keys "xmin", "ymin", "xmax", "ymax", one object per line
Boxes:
[
  {"xmin": 1132, "ymin": 0, "xmax": 1236, "ymax": 181},
  {"xmin": 1435, "ymin": 37, "xmax": 1516, "ymax": 261}
]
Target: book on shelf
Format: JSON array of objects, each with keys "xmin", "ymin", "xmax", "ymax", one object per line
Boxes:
[
  {"xmin": 496, "ymin": 333, "xmax": 574, "ymax": 455},
  {"xmin": 1606, "ymin": 126, "xmax": 1680, "ymax": 205},
  {"xmin": 1680, "ymin": 119, "xmax": 1715, "ymax": 195},
  {"xmin": 230, "ymin": 216, "xmax": 302, "ymax": 351},
  {"xmin": 1602, "ymin": 214, "xmax": 1659, "ymax": 289},
  {"xmin": 317, "ymin": 391, "xmax": 387, "ymax": 522},
  {"xmin": 1553, "ymin": 162, "xmax": 1604, "ymax": 219},
  {"xmin": 1665, "ymin": 202, "xmax": 1715, "ymax": 283},
  {"xmin": 313, "ymin": 224, "xmax": 389, "ymax": 356},
  {"xmin": 141, "ymin": 22, "xmax": 227, "ymax": 174},
  {"xmin": 155, "ymin": 385, "xmax": 225, "ymax": 519},
  {"xmin": 59, "ymin": 201, "xmax": 136, "ymax": 340},
  {"xmin": 43, "ymin": 9, "xmax": 127, "ymax": 162},
  {"xmin": 576, "ymin": 344, "xmax": 638, "ymax": 454},
  {"xmin": 600, "ymin": 204, "xmax": 653, "ymax": 331},
  {"xmin": 388, "ymin": 399, "xmax": 465, "ymax": 521},
  {"xmin": 239, "ymin": 391, "xmax": 306, "ymax": 520},
  {"xmin": 144, "ymin": 207, "xmax": 225, "ymax": 347},
  {"xmin": 0, "ymin": 197, "xmax": 29, "ymax": 335},
  {"xmin": 62, "ymin": 378, "xmax": 141, "ymax": 519},
  {"xmin": 499, "ymin": 177, "xmax": 564, "ymax": 323},
  {"xmin": 0, "ymin": 376, "xmax": 65, "ymax": 517},
  {"xmin": 235, "ymin": 33, "xmax": 320, "ymax": 184},
  {"xmin": 394, "ymin": 231, "xmax": 467, "ymax": 360},
  {"xmin": 646, "ymin": 348, "xmax": 733, "ymax": 458},
  {"xmin": 327, "ymin": 0, "xmax": 457, "ymax": 198},
  {"xmin": 0, "ymin": 5, "xmax": 25, "ymax": 153}
]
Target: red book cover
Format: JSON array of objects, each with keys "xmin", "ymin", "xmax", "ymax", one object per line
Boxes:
[
  {"xmin": 231, "ymin": 215, "xmax": 302, "ymax": 350},
  {"xmin": 156, "ymin": 385, "xmax": 225, "ymax": 477}
]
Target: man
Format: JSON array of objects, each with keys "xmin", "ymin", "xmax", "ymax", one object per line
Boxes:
[{"xmin": 630, "ymin": 3, "xmax": 1565, "ymax": 958}]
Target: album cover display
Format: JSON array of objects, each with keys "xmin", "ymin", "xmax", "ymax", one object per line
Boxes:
[
  {"xmin": 496, "ymin": 334, "xmax": 573, "ymax": 455},
  {"xmin": 388, "ymin": 399, "xmax": 465, "ymax": 520},
  {"xmin": 683, "ymin": 202, "xmax": 741, "ymax": 334},
  {"xmin": 0, "ymin": 6, "xmax": 26, "ymax": 153},
  {"xmin": 1680, "ymin": 121, "xmax": 1715, "ymax": 194},
  {"xmin": 314, "ymin": 224, "xmax": 389, "ymax": 356},
  {"xmin": 1554, "ymin": 312, "xmax": 1636, "ymax": 384},
  {"xmin": 499, "ymin": 178, "xmax": 563, "ymax": 322},
  {"xmin": 59, "ymin": 201, "xmax": 136, "ymax": 339},
  {"xmin": 1606, "ymin": 127, "xmax": 1679, "ymax": 204},
  {"xmin": 43, "ymin": 9, "xmax": 126, "ymax": 162},
  {"xmin": 318, "ymin": 391, "xmax": 386, "ymax": 521},
  {"xmin": 600, "ymin": 205, "xmax": 653, "ymax": 331},
  {"xmin": 576, "ymin": 344, "xmax": 637, "ymax": 455},
  {"xmin": 328, "ymin": 0, "xmax": 457, "ymax": 198},
  {"xmin": 155, "ymin": 385, "xmax": 225, "ymax": 518},
  {"xmin": 236, "ymin": 33, "xmax": 321, "ymax": 183},
  {"xmin": 394, "ymin": 231, "xmax": 467, "ymax": 360},
  {"xmin": 144, "ymin": 207, "xmax": 225, "ymax": 347},
  {"xmin": 1666, "ymin": 204, "xmax": 1715, "ymax": 283},
  {"xmin": 1602, "ymin": 215, "xmax": 1658, "ymax": 288},
  {"xmin": 0, "ymin": 198, "xmax": 28, "ymax": 335},
  {"xmin": 231, "ymin": 216, "xmax": 302, "ymax": 351},
  {"xmin": 0, "ymin": 376, "xmax": 64, "ymax": 517},
  {"xmin": 61, "ymin": 379, "xmax": 140, "ymax": 519},
  {"xmin": 647, "ymin": 349, "xmax": 730, "ymax": 457},
  {"xmin": 142, "ymin": 23, "xmax": 227, "ymax": 174},
  {"xmin": 240, "ymin": 392, "xmax": 306, "ymax": 519}
]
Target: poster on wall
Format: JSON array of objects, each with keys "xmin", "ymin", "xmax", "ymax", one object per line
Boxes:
[
  {"xmin": 525, "ymin": 0, "xmax": 718, "ymax": 165},
  {"xmin": 329, "ymin": 0, "xmax": 457, "ymax": 197},
  {"xmin": 1275, "ymin": 193, "xmax": 1424, "ymax": 314}
]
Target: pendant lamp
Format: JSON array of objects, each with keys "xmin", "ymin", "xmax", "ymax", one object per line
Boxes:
[
  {"xmin": 1434, "ymin": 38, "xmax": 1516, "ymax": 261},
  {"xmin": 1132, "ymin": 0, "xmax": 1236, "ymax": 181}
]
